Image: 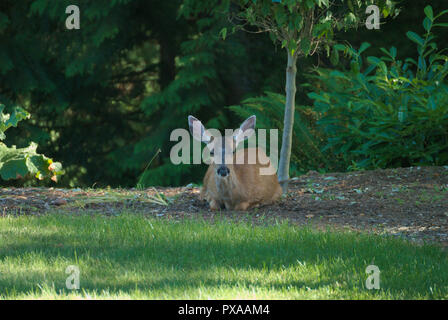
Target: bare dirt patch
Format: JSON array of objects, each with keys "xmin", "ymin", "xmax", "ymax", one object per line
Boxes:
[{"xmin": 1, "ymin": 166, "xmax": 447, "ymax": 247}]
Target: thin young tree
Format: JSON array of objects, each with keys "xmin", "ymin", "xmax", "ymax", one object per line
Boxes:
[{"xmin": 215, "ymin": 0, "xmax": 397, "ymax": 193}]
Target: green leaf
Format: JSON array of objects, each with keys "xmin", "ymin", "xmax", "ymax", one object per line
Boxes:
[
  {"xmin": 359, "ymin": 42, "xmax": 371, "ymax": 55},
  {"xmin": 406, "ymin": 31, "xmax": 425, "ymax": 46},
  {"xmin": 424, "ymin": 5, "xmax": 433, "ymax": 20},
  {"xmin": 0, "ymin": 142, "xmax": 60, "ymax": 181},
  {"xmin": 0, "ymin": 106, "xmax": 63, "ymax": 181},
  {"xmin": 423, "ymin": 17, "xmax": 432, "ymax": 32},
  {"xmin": 334, "ymin": 44, "xmax": 346, "ymax": 51},
  {"xmin": 0, "ymin": 105, "xmax": 30, "ymax": 138},
  {"xmin": 350, "ymin": 60, "xmax": 360, "ymax": 74},
  {"xmin": 0, "ymin": 157, "xmax": 28, "ymax": 180},
  {"xmin": 390, "ymin": 47, "xmax": 397, "ymax": 59},
  {"xmin": 274, "ymin": 6, "xmax": 287, "ymax": 26},
  {"xmin": 307, "ymin": 92, "xmax": 329, "ymax": 103},
  {"xmin": 345, "ymin": 12, "xmax": 358, "ymax": 25},
  {"xmin": 300, "ymin": 37, "xmax": 311, "ymax": 55},
  {"xmin": 219, "ymin": 27, "xmax": 227, "ymax": 40},
  {"xmin": 293, "ymin": 13, "xmax": 303, "ymax": 31},
  {"xmin": 287, "ymin": 39, "xmax": 297, "ymax": 56},
  {"xmin": 317, "ymin": 0, "xmax": 329, "ymax": 8},
  {"xmin": 367, "ymin": 56, "xmax": 381, "ymax": 65}
]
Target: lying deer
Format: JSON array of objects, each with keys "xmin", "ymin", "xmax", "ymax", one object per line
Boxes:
[{"xmin": 188, "ymin": 115, "xmax": 282, "ymax": 211}]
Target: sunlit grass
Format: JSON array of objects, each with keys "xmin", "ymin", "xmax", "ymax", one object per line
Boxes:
[{"xmin": 0, "ymin": 213, "xmax": 447, "ymax": 299}]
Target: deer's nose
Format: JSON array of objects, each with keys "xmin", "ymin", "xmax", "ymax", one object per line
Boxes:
[{"xmin": 217, "ymin": 165, "xmax": 230, "ymax": 177}]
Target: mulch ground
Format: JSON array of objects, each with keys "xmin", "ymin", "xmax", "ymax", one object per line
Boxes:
[{"xmin": 1, "ymin": 166, "xmax": 447, "ymax": 248}]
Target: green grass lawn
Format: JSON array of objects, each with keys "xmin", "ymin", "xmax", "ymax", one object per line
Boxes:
[{"xmin": 0, "ymin": 213, "xmax": 447, "ymax": 299}]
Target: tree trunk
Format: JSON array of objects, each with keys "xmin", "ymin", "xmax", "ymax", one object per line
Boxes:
[{"xmin": 278, "ymin": 50, "xmax": 297, "ymax": 194}]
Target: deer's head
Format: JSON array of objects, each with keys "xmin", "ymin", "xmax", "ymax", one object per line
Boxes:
[{"xmin": 188, "ymin": 115, "xmax": 256, "ymax": 178}]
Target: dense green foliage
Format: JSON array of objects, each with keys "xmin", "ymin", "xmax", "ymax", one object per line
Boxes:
[
  {"xmin": 309, "ymin": 7, "xmax": 448, "ymax": 170},
  {"xmin": 218, "ymin": 0, "xmax": 397, "ymax": 56},
  {"xmin": 1, "ymin": 213, "xmax": 447, "ymax": 299},
  {"xmin": 211, "ymin": 0, "xmax": 398, "ymax": 192},
  {"xmin": 0, "ymin": 104, "xmax": 62, "ymax": 181},
  {"xmin": 1, "ymin": 1, "xmax": 447, "ymax": 187}
]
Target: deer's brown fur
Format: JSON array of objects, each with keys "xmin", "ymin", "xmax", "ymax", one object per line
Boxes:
[{"xmin": 200, "ymin": 147, "xmax": 282, "ymax": 210}]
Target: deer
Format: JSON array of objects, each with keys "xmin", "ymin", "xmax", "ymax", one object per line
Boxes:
[{"xmin": 188, "ymin": 115, "xmax": 282, "ymax": 211}]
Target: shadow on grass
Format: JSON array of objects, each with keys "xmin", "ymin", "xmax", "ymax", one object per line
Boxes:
[{"xmin": 0, "ymin": 215, "xmax": 447, "ymax": 299}]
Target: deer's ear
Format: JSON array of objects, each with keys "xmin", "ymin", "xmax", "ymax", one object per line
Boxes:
[
  {"xmin": 233, "ymin": 115, "xmax": 256, "ymax": 145},
  {"xmin": 188, "ymin": 115, "xmax": 212, "ymax": 143}
]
